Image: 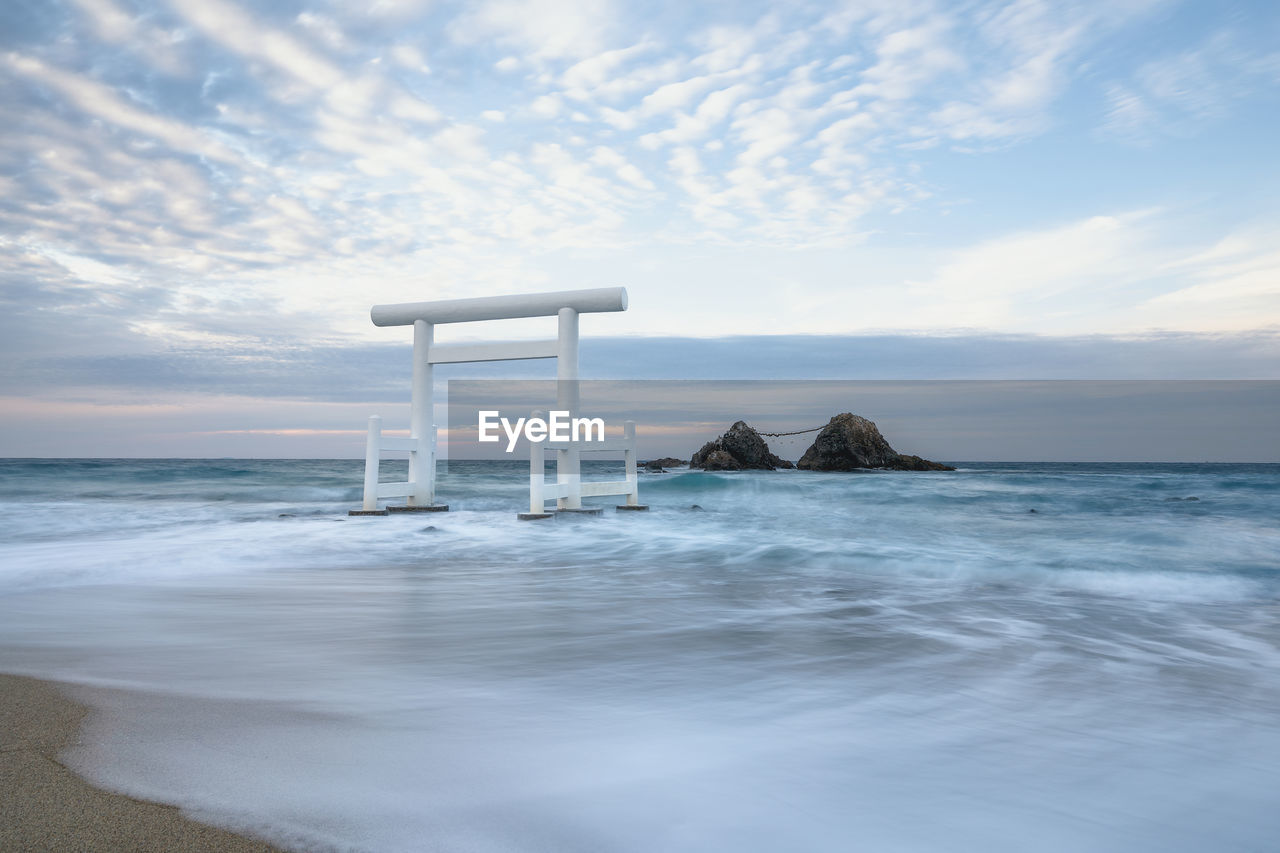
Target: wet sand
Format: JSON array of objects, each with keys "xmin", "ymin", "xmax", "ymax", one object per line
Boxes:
[{"xmin": 0, "ymin": 673, "xmax": 283, "ymax": 852}]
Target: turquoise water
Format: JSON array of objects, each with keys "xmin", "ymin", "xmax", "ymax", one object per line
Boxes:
[{"xmin": 1, "ymin": 459, "xmax": 1278, "ymax": 851}]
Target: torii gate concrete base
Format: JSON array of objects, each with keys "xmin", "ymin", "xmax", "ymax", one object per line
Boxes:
[
  {"xmin": 517, "ymin": 504, "xmax": 649, "ymax": 520},
  {"xmin": 518, "ymin": 507, "xmax": 603, "ymax": 521},
  {"xmin": 350, "ymin": 506, "xmax": 450, "ymax": 515}
]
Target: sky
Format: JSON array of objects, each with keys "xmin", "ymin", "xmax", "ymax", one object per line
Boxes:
[{"xmin": 1, "ymin": 0, "xmax": 1278, "ymax": 457}]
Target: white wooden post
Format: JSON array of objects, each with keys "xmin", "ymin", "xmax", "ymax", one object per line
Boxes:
[
  {"xmin": 612, "ymin": 419, "xmax": 648, "ymax": 512},
  {"xmin": 362, "ymin": 415, "xmax": 381, "ymax": 511},
  {"xmin": 517, "ymin": 409, "xmax": 558, "ymax": 520},
  {"xmin": 623, "ymin": 420, "xmax": 639, "ymax": 507},
  {"xmin": 530, "ymin": 410, "xmax": 545, "ymax": 514},
  {"xmin": 428, "ymin": 423, "xmax": 438, "ymax": 503},
  {"xmin": 409, "ymin": 320, "xmax": 433, "ymax": 507},
  {"xmin": 557, "ymin": 306, "xmax": 581, "ymax": 510}
]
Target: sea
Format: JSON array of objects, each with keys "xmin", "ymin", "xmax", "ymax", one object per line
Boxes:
[{"xmin": 1, "ymin": 458, "xmax": 1278, "ymax": 852}]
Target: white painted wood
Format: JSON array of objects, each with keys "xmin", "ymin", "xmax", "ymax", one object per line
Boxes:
[
  {"xmin": 362, "ymin": 416, "xmax": 381, "ymax": 511},
  {"xmin": 623, "ymin": 420, "xmax": 639, "ymax": 507},
  {"xmin": 529, "ymin": 410, "xmax": 546, "ymax": 514},
  {"xmin": 428, "ymin": 424, "xmax": 438, "ymax": 503},
  {"xmin": 409, "ymin": 321, "xmax": 433, "ymax": 507},
  {"xmin": 579, "ymin": 480, "xmax": 631, "ymax": 497},
  {"xmin": 541, "ymin": 482, "xmax": 570, "ymax": 499},
  {"xmin": 427, "ymin": 339, "xmax": 558, "ymax": 364},
  {"xmin": 372, "ymin": 287, "xmax": 627, "ymax": 327},
  {"xmin": 556, "ymin": 307, "xmax": 581, "ymax": 510}
]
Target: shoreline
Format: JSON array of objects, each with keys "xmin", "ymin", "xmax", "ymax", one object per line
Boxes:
[{"xmin": 0, "ymin": 672, "xmax": 284, "ymax": 852}]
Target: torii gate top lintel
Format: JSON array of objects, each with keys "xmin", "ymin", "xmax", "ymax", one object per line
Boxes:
[{"xmin": 370, "ymin": 286, "xmax": 628, "ymax": 327}]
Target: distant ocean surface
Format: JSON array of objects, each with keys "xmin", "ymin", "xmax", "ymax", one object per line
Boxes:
[{"xmin": 1, "ymin": 458, "xmax": 1278, "ymax": 852}]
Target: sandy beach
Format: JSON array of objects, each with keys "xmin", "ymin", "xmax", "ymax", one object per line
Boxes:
[{"xmin": 0, "ymin": 673, "xmax": 282, "ymax": 852}]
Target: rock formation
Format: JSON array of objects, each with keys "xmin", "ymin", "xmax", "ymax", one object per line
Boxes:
[
  {"xmin": 642, "ymin": 457, "xmax": 686, "ymax": 472},
  {"xmin": 796, "ymin": 413, "xmax": 954, "ymax": 472},
  {"xmin": 689, "ymin": 421, "xmax": 794, "ymax": 470}
]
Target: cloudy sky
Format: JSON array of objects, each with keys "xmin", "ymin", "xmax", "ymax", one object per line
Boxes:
[{"xmin": 2, "ymin": 0, "xmax": 1278, "ymax": 456}]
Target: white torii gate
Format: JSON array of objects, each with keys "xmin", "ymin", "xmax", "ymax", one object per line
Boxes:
[{"xmin": 350, "ymin": 287, "xmax": 642, "ymax": 518}]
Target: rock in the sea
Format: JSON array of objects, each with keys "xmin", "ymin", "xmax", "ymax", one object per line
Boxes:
[
  {"xmin": 644, "ymin": 457, "xmax": 686, "ymax": 468},
  {"xmin": 893, "ymin": 453, "xmax": 954, "ymax": 472},
  {"xmin": 699, "ymin": 449, "xmax": 742, "ymax": 470},
  {"xmin": 796, "ymin": 413, "xmax": 954, "ymax": 472},
  {"xmin": 689, "ymin": 421, "xmax": 794, "ymax": 471}
]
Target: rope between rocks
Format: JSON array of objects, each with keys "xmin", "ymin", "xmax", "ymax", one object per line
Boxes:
[{"xmin": 758, "ymin": 426, "xmax": 824, "ymax": 437}]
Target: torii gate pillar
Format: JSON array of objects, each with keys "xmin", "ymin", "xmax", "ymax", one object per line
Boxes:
[
  {"xmin": 556, "ymin": 306, "xmax": 581, "ymax": 511},
  {"xmin": 408, "ymin": 319, "xmax": 435, "ymax": 507}
]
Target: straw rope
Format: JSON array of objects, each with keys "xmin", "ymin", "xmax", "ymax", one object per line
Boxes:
[{"xmin": 757, "ymin": 426, "xmax": 825, "ymax": 437}]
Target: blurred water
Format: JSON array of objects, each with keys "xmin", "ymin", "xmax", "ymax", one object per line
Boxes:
[{"xmin": 0, "ymin": 459, "xmax": 1278, "ymax": 851}]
